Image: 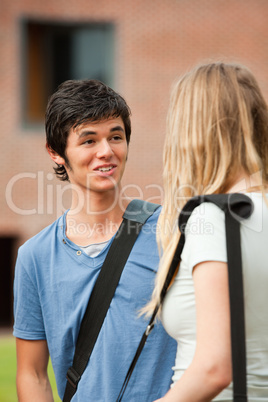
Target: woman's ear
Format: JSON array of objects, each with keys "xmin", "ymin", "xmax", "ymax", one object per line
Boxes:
[{"xmin": 46, "ymin": 144, "xmax": 65, "ymax": 165}]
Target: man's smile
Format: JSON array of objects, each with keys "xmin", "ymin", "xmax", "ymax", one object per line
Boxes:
[{"xmin": 94, "ymin": 164, "xmax": 117, "ymax": 175}]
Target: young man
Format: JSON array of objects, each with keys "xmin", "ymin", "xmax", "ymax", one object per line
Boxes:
[{"xmin": 13, "ymin": 80, "xmax": 176, "ymax": 401}]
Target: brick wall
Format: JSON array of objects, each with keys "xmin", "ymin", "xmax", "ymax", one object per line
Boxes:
[{"xmin": 1, "ymin": 0, "xmax": 268, "ymax": 244}]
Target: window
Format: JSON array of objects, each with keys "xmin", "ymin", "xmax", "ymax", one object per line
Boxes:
[{"xmin": 21, "ymin": 20, "xmax": 115, "ymax": 126}]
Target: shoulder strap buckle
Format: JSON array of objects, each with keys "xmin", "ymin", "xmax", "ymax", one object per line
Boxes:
[{"xmin": 66, "ymin": 367, "xmax": 81, "ymax": 390}]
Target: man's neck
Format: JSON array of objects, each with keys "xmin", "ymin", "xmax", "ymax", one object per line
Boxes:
[{"xmin": 66, "ymin": 190, "xmax": 130, "ymax": 246}]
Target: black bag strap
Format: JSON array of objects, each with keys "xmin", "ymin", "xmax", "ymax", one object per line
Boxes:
[
  {"xmin": 116, "ymin": 193, "xmax": 253, "ymax": 402},
  {"xmin": 63, "ymin": 200, "xmax": 160, "ymax": 402}
]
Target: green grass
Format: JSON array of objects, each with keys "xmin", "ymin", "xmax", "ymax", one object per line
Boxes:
[{"xmin": 0, "ymin": 336, "xmax": 61, "ymax": 402}]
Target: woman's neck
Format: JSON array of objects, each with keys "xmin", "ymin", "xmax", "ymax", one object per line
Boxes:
[{"xmin": 227, "ymin": 171, "xmax": 263, "ymax": 193}]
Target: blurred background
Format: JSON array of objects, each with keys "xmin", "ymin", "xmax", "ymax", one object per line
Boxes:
[{"xmin": 1, "ymin": 0, "xmax": 268, "ymax": 398}]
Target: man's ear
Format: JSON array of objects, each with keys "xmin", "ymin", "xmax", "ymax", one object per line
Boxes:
[{"xmin": 46, "ymin": 144, "xmax": 65, "ymax": 165}]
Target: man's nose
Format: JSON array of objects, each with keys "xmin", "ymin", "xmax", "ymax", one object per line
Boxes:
[{"xmin": 96, "ymin": 140, "xmax": 114, "ymax": 158}]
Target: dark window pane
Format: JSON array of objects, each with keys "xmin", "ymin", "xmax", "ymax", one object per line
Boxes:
[{"xmin": 21, "ymin": 20, "xmax": 115, "ymax": 126}]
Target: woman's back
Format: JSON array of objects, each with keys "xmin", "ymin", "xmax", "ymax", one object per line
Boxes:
[
  {"xmin": 162, "ymin": 192, "xmax": 268, "ymax": 400},
  {"xmin": 241, "ymin": 193, "xmax": 268, "ymax": 399}
]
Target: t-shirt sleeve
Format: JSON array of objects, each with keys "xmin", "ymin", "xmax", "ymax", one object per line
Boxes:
[
  {"xmin": 13, "ymin": 247, "xmax": 46, "ymax": 340},
  {"xmin": 181, "ymin": 202, "xmax": 227, "ymax": 273}
]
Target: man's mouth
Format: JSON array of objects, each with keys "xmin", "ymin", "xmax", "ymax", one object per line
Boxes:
[{"xmin": 95, "ymin": 165, "xmax": 115, "ymax": 172}]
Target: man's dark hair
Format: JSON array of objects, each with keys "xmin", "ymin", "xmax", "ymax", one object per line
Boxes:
[{"xmin": 45, "ymin": 79, "xmax": 131, "ymax": 181}]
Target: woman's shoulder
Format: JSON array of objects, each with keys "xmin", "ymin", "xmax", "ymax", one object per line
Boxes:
[
  {"xmin": 184, "ymin": 201, "xmax": 225, "ymax": 236},
  {"xmin": 181, "ymin": 201, "xmax": 227, "ymax": 272}
]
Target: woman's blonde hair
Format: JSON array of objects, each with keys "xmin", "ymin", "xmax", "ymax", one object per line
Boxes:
[{"xmin": 144, "ymin": 62, "xmax": 268, "ymax": 316}]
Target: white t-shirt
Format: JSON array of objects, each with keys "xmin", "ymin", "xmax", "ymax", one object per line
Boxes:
[
  {"xmin": 80, "ymin": 239, "xmax": 110, "ymax": 257},
  {"xmin": 161, "ymin": 193, "xmax": 268, "ymax": 400}
]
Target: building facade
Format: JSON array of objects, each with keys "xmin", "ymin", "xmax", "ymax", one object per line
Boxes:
[{"xmin": 1, "ymin": 0, "xmax": 268, "ymax": 326}]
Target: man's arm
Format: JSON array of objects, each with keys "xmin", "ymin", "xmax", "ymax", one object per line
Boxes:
[{"xmin": 16, "ymin": 338, "xmax": 54, "ymax": 402}]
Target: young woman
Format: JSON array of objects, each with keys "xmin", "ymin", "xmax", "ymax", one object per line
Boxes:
[{"xmin": 145, "ymin": 62, "xmax": 268, "ymax": 401}]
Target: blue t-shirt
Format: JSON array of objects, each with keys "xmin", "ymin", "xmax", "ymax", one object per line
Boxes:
[{"xmin": 13, "ymin": 207, "xmax": 176, "ymax": 401}]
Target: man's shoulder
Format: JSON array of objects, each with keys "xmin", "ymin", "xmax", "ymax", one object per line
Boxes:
[
  {"xmin": 124, "ymin": 199, "xmax": 161, "ymax": 224},
  {"xmin": 128, "ymin": 202, "xmax": 161, "ymax": 266},
  {"xmin": 18, "ymin": 214, "xmax": 65, "ymax": 258},
  {"xmin": 141, "ymin": 202, "xmax": 161, "ymax": 227}
]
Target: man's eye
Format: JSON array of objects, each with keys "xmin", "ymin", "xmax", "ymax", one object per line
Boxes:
[
  {"xmin": 83, "ymin": 139, "xmax": 94, "ymax": 145},
  {"xmin": 112, "ymin": 135, "xmax": 122, "ymax": 141}
]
